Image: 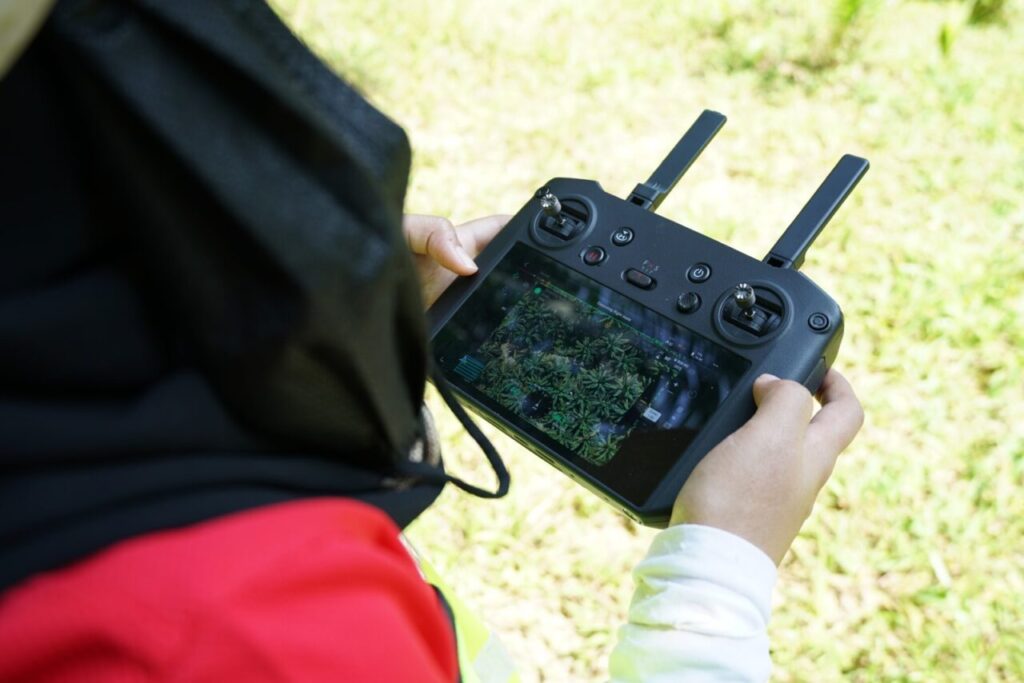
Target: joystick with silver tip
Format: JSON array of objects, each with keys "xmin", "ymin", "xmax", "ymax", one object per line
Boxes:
[
  {"xmin": 536, "ymin": 187, "xmax": 564, "ymax": 225},
  {"xmin": 732, "ymin": 283, "xmax": 757, "ymax": 318}
]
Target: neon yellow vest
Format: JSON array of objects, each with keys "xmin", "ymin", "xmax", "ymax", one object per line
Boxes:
[{"xmin": 416, "ymin": 555, "xmax": 520, "ymax": 683}]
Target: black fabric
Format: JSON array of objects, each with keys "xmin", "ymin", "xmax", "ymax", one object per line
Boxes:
[{"xmin": 0, "ymin": 0, "xmax": 446, "ymax": 590}]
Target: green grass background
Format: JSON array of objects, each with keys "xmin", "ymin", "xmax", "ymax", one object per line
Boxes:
[{"xmin": 273, "ymin": 1, "xmax": 1023, "ymax": 680}]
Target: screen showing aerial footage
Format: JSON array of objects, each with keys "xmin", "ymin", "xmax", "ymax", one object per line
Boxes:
[{"xmin": 433, "ymin": 243, "xmax": 750, "ymax": 500}]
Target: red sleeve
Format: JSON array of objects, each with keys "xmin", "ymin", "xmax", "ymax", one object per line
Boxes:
[{"xmin": 0, "ymin": 498, "xmax": 458, "ymax": 682}]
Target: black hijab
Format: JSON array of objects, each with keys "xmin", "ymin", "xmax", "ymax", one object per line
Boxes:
[{"xmin": 0, "ymin": 0, "xmax": 447, "ymax": 589}]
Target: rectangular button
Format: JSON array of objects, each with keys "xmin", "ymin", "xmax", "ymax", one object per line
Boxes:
[{"xmin": 624, "ymin": 268, "xmax": 655, "ymax": 290}]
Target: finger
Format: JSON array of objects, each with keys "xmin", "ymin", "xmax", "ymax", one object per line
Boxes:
[
  {"xmin": 749, "ymin": 374, "xmax": 815, "ymax": 435},
  {"xmin": 457, "ymin": 214, "xmax": 512, "ymax": 256},
  {"xmin": 806, "ymin": 369, "xmax": 864, "ymax": 485},
  {"xmin": 403, "ymin": 214, "xmax": 477, "ymax": 274},
  {"xmin": 403, "ymin": 214, "xmax": 456, "ymax": 255}
]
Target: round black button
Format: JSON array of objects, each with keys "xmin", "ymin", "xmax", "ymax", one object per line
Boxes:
[
  {"xmin": 808, "ymin": 312, "xmax": 830, "ymax": 331},
  {"xmin": 582, "ymin": 246, "xmax": 607, "ymax": 266},
  {"xmin": 687, "ymin": 263, "xmax": 712, "ymax": 283},
  {"xmin": 611, "ymin": 227, "xmax": 634, "ymax": 246},
  {"xmin": 676, "ymin": 292, "xmax": 701, "ymax": 314}
]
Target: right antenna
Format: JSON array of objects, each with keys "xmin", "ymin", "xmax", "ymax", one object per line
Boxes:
[{"xmin": 764, "ymin": 154, "xmax": 869, "ymax": 270}]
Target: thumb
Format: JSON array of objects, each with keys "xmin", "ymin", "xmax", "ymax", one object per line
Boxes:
[{"xmin": 748, "ymin": 373, "xmax": 815, "ymax": 435}]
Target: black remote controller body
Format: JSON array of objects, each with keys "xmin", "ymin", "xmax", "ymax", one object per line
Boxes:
[{"xmin": 428, "ymin": 111, "xmax": 868, "ymax": 526}]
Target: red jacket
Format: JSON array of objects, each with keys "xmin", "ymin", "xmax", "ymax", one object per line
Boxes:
[{"xmin": 0, "ymin": 499, "xmax": 458, "ymax": 682}]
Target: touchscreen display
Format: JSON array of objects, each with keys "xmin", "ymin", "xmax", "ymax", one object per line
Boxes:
[{"xmin": 433, "ymin": 242, "xmax": 750, "ymax": 504}]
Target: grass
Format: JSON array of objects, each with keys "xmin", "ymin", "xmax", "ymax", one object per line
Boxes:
[{"xmin": 272, "ymin": 1, "xmax": 1024, "ymax": 680}]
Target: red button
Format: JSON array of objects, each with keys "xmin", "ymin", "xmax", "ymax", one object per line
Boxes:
[{"xmin": 582, "ymin": 246, "xmax": 606, "ymax": 266}]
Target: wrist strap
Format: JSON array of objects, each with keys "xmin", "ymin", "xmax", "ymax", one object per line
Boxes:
[{"xmin": 430, "ymin": 366, "xmax": 510, "ymax": 499}]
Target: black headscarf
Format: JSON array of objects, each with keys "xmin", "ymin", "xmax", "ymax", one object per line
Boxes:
[{"xmin": 0, "ymin": 0, "xmax": 445, "ymax": 590}]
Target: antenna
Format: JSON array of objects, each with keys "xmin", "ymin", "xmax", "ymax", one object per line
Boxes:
[
  {"xmin": 764, "ymin": 154, "xmax": 869, "ymax": 270},
  {"xmin": 627, "ymin": 109, "xmax": 727, "ymax": 212}
]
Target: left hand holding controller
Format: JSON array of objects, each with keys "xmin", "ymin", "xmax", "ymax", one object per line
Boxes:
[{"xmin": 404, "ymin": 214, "xmax": 511, "ymax": 307}]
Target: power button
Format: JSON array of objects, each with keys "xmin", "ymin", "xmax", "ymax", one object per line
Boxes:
[{"xmin": 687, "ymin": 263, "xmax": 712, "ymax": 283}]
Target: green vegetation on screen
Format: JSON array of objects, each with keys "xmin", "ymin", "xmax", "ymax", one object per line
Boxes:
[
  {"xmin": 476, "ymin": 288, "xmax": 657, "ymax": 466},
  {"xmin": 273, "ymin": 1, "xmax": 1023, "ymax": 680}
]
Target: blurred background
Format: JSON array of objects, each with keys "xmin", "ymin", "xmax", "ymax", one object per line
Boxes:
[{"xmin": 273, "ymin": 1, "xmax": 1022, "ymax": 680}]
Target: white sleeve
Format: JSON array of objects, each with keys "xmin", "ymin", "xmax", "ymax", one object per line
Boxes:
[{"xmin": 608, "ymin": 524, "xmax": 778, "ymax": 683}]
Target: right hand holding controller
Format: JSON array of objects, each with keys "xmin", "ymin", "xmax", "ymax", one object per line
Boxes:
[{"xmin": 670, "ymin": 369, "xmax": 864, "ymax": 565}]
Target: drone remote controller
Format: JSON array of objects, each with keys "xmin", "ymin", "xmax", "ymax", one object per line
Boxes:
[{"xmin": 429, "ymin": 111, "xmax": 868, "ymax": 526}]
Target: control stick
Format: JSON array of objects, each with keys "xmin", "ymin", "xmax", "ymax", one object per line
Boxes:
[
  {"xmin": 537, "ymin": 187, "xmax": 564, "ymax": 226},
  {"xmin": 732, "ymin": 283, "xmax": 757, "ymax": 318}
]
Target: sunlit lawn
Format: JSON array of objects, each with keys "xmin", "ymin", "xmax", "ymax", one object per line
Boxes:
[{"xmin": 274, "ymin": 1, "xmax": 1024, "ymax": 680}]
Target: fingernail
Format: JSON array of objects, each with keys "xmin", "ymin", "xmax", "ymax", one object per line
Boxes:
[
  {"xmin": 457, "ymin": 248, "xmax": 477, "ymax": 271},
  {"xmin": 759, "ymin": 373, "xmax": 779, "ymax": 382}
]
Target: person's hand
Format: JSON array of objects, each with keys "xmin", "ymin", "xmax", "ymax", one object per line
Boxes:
[
  {"xmin": 670, "ymin": 369, "xmax": 864, "ymax": 565},
  {"xmin": 403, "ymin": 214, "xmax": 511, "ymax": 308}
]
